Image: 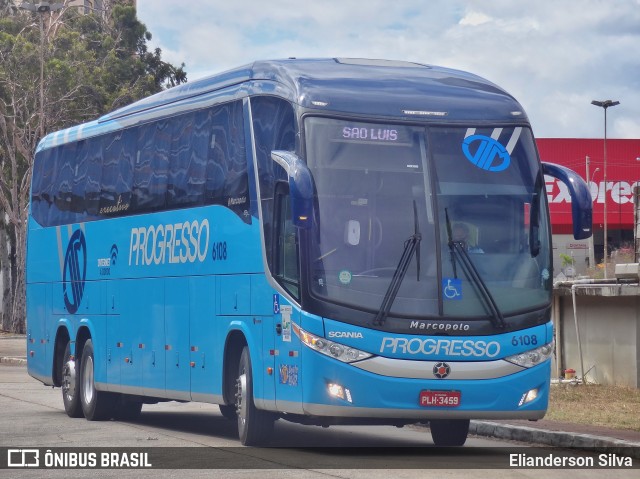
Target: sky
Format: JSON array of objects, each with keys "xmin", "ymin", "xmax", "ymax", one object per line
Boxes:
[{"xmin": 137, "ymin": 0, "xmax": 640, "ymax": 139}]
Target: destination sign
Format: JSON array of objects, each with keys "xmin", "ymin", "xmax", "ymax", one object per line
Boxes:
[
  {"xmin": 342, "ymin": 127, "xmax": 399, "ymax": 142},
  {"xmin": 334, "ymin": 122, "xmax": 415, "ymax": 145}
]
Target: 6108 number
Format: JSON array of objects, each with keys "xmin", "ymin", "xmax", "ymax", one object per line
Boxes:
[
  {"xmin": 212, "ymin": 241, "xmax": 228, "ymax": 261},
  {"xmin": 511, "ymin": 335, "xmax": 538, "ymax": 347}
]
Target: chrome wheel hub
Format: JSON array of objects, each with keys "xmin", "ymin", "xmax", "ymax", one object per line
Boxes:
[
  {"xmin": 82, "ymin": 355, "xmax": 94, "ymax": 405},
  {"xmin": 235, "ymin": 373, "xmax": 247, "ymax": 428},
  {"xmin": 62, "ymin": 359, "xmax": 76, "ymax": 401}
]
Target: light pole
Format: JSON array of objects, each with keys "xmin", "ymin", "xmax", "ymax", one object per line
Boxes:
[
  {"xmin": 18, "ymin": 2, "xmax": 64, "ymax": 138},
  {"xmin": 585, "ymin": 155, "xmax": 599, "ymax": 270},
  {"xmin": 591, "ymin": 99, "xmax": 620, "ymax": 278}
]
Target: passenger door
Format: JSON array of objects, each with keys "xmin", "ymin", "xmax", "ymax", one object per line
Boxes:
[{"xmin": 271, "ymin": 185, "xmax": 303, "ymax": 411}]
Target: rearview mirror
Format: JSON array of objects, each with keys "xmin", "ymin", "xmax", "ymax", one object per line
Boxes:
[
  {"xmin": 271, "ymin": 151, "xmax": 314, "ymax": 229},
  {"xmin": 542, "ymin": 162, "xmax": 592, "ymax": 240}
]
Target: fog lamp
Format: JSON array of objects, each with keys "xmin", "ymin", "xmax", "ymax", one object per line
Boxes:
[
  {"xmin": 328, "ymin": 383, "xmax": 352, "ymax": 403},
  {"xmin": 518, "ymin": 388, "xmax": 539, "ymax": 406}
]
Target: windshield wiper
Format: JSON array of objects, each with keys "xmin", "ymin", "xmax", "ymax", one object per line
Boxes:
[
  {"xmin": 373, "ymin": 201, "xmax": 421, "ymax": 326},
  {"xmin": 445, "ymin": 209, "xmax": 506, "ymax": 330}
]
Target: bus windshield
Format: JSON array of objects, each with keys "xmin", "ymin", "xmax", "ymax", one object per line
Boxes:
[{"xmin": 304, "ymin": 117, "xmax": 551, "ymax": 321}]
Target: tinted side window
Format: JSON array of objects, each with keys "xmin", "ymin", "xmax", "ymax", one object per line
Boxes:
[
  {"xmin": 30, "ymin": 100, "xmax": 250, "ymax": 226},
  {"xmin": 31, "ymin": 148, "xmax": 57, "ymax": 226},
  {"xmin": 206, "ymin": 101, "xmax": 249, "ymax": 221},
  {"xmin": 133, "ymin": 119, "xmax": 170, "ymax": 213},
  {"xmin": 251, "ymin": 96, "xmax": 297, "ymax": 272},
  {"xmin": 168, "ymin": 113, "xmax": 197, "ymax": 208},
  {"xmin": 100, "ymin": 129, "xmax": 135, "ymax": 216}
]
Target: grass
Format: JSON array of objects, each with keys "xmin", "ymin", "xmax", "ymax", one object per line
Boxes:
[{"xmin": 547, "ymin": 383, "xmax": 640, "ymax": 431}]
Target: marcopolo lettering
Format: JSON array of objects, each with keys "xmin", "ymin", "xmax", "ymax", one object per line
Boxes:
[
  {"xmin": 409, "ymin": 320, "xmax": 470, "ymax": 331},
  {"xmin": 380, "ymin": 337, "xmax": 501, "ymax": 358},
  {"xmin": 129, "ymin": 219, "xmax": 210, "ymax": 266}
]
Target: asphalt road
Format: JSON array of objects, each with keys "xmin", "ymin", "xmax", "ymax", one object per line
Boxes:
[{"xmin": 0, "ymin": 364, "xmax": 636, "ymax": 478}]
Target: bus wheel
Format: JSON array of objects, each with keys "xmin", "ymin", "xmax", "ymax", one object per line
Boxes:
[
  {"xmin": 235, "ymin": 346, "xmax": 274, "ymax": 445},
  {"xmin": 429, "ymin": 419, "xmax": 470, "ymax": 446},
  {"xmin": 61, "ymin": 341, "xmax": 83, "ymax": 418},
  {"xmin": 219, "ymin": 404, "xmax": 237, "ymax": 420},
  {"xmin": 79, "ymin": 339, "xmax": 114, "ymax": 420}
]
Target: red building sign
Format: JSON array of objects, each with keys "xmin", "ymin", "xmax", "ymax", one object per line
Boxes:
[{"xmin": 537, "ymin": 139, "xmax": 640, "ymax": 234}]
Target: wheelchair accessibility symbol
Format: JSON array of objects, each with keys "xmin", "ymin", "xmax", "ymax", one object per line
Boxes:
[{"xmin": 442, "ymin": 278, "xmax": 462, "ymax": 300}]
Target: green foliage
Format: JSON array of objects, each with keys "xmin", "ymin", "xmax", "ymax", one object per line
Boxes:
[
  {"xmin": 559, "ymin": 253, "xmax": 575, "ymax": 268},
  {"xmin": 0, "ymin": 1, "xmax": 187, "ymax": 332}
]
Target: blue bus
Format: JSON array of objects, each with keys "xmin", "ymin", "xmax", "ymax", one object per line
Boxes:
[{"xmin": 26, "ymin": 58, "xmax": 592, "ymax": 446}]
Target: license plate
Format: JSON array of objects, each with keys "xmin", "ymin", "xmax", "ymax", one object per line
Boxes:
[{"xmin": 419, "ymin": 390, "xmax": 461, "ymax": 407}]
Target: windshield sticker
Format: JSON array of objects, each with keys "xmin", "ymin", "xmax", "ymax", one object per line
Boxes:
[
  {"xmin": 280, "ymin": 305, "xmax": 292, "ymax": 342},
  {"xmin": 442, "ymin": 278, "xmax": 462, "ymax": 300},
  {"xmin": 541, "ymin": 269, "xmax": 550, "ymax": 281},
  {"xmin": 462, "ymin": 127, "xmax": 522, "ymax": 172},
  {"xmin": 462, "ymin": 135, "xmax": 511, "ymax": 172},
  {"xmin": 338, "ymin": 270, "xmax": 352, "ymax": 285}
]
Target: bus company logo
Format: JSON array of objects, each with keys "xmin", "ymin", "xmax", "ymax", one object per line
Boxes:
[
  {"xmin": 462, "ymin": 135, "xmax": 510, "ymax": 172},
  {"xmin": 97, "ymin": 244, "xmax": 118, "ymax": 276},
  {"xmin": 380, "ymin": 337, "xmax": 501, "ymax": 358},
  {"xmin": 63, "ymin": 229, "xmax": 87, "ymax": 314},
  {"xmin": 110, "ymin": 244, "xmax": 119, "ymax": 265},
  {"xmin": 129, "ymin": 220, "xmax": 210, "ymax": 266},
  {"xmin": 433, "ymin": 362, "xmax": 451, "ymax": 379}
]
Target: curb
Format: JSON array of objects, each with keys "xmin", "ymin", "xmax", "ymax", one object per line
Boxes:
[
  {"xmin": 471, "ymin": 421, "xmax": 640, "ymax": 458},
  {"xmin": 0, "ymin": 357, "xmax": 27, "ymax": 366}
]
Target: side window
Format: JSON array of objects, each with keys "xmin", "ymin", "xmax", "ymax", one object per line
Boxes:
[
  {"xmin": 84, "ymin": 137, "xmax": 103, "ymax": 217},
  {"xmin": 46, "ymin": 144, "xmax": 81, "ymax": 226},
  {"xmin": 53, "ymin": 143, "xmax": 76, "ymax": 218},
  {"xmin": 133, "ymin": 119, "xmax": 170, "ymax": 213},
  {"xmin": 274, "ymin": 183, "xmax": 299, "ymax": 298},
  {"xmin": 168, "ymin": 112, "xmax": 203, "ymax": 208},
  {"xmin": 100, "ymin": 129, "xmax": 135, "ymax": 216},
  {"xmin": 72, "ymin": 140, "xmax": 90, "ymax": 218},
  {"xmin": 31, "ymin": 149, "xmax": 55, "ymax": 226},
  {"xmin": 30, "ymin": 101, "xmax": 251, "ymax": 226},
  {"xmin": 205, "ymin": 101, "xmax": 249, "ymax": 222},
  {"xmin": 251, "ymin": 96, "xmax": 297, "ymax": 272}
]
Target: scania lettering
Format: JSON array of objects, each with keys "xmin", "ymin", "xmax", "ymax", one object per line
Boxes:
[
  {"xmin": 328, "ymin": 331, "xmax": 364, "ymax": 339},
  {"xmin": 26, "ymin": 58, "xmax": 591, "ymax": 447}
]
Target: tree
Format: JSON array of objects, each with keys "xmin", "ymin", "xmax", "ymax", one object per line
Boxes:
[{"xmin": 0, "ymin": 0, "xmax": 187, "ymax": 332}]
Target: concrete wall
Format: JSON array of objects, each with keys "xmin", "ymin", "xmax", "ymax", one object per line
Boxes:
[{"xmin": 553, "ymin": 285, "xmax": 640, "ymax": 388}]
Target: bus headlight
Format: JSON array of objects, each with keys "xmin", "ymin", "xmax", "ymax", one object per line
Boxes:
[
  {"xmin": 505, "ymin": 341, "xmax": 554, "ymax": 368},
  {"xmin": 294, "ymin": 325, "xmax": 372, "ymax": 363}
]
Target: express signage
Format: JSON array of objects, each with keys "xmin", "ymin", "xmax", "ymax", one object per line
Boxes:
[{"xmin": 545, "ymin": 176, "xmax": 640, "ymax": 227}]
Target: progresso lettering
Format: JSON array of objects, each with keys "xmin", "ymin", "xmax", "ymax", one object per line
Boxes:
[
  {"xmin": 380, "ymin": 337, "xmax": 501, "ymax": 358},
  {"xmin": 129, "ymin": 220, "xmax": 210, "ymax": 266}
]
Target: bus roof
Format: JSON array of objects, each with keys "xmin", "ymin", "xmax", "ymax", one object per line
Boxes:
[
  {"xmin": 38, "ymin": 58, "xmax": 528, "ymax": 152},
  {"xmin": 101, "ymin": 58, "xmax": 527, "ymax": 123}
]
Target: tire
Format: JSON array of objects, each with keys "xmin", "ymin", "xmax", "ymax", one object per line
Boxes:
[
  {"xmin": 61, "ymin": 341, "xmax": 83, "ymax": 418},
  {"xmin": 429, "ymin": 419, "xmax": 470, "ymax": 446},
  {"xmin": 79, "ymin": 339, "xmax": 115, "ymax": 420},
  {"xmin": 219, "ymin": 404, "xmax": 237, "ymax": 420},
  {"xmin": 235, "ymin": 346, "xmax": 274, "ymax": 445}
]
